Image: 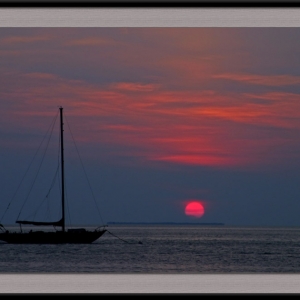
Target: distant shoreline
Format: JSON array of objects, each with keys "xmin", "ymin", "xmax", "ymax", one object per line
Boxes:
[{"xmin": 107, "ymin": 222, "xmax": 225, "ymax": 226}]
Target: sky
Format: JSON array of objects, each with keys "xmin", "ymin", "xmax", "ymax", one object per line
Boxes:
[{"xmin": 1, "ymin": 27, "xmax": 300, "ymax": 227}]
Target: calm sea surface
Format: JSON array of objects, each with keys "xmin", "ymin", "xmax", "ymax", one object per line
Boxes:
[{"xmin": 1, "ymin": 225, "xmax": 300, "ymax": 273}]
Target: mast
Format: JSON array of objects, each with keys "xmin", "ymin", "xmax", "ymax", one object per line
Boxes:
[{"xmin": 59, "ymin": 107, "xmax": 65, "ymax": 232}]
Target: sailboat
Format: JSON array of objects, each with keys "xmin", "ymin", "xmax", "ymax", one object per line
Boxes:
[{"xmin": 0, "ymin": 107, "xmax": 107, "ymax": 244}]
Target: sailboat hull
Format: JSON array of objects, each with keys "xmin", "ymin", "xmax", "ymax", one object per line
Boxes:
[{"xmin": 0, "ymin": 230, "xmax": 106, "ymax": 244}]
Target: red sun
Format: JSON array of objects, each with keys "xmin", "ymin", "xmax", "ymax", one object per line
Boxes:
[{"xmin": 185, "ymin": 201, "xmax": 205, "ymax": 218}]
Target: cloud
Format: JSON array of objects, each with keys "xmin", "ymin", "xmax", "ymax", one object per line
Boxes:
[
  {"xmin": 112, "ymin": 82, "xmax": 159, "ymax": 92},
  {"xmin": 2, "ymin": 66, "xmax": 300, "ymax": 170},
  {"xmin": 1, "ymin": 28, "xmax": 300, "ymax": 171},
  {"xmin": 1, "ymin": 36, "xmax": 51, "ymax": 44},
  {"xmin": 64, "ymin": 37, "xmax": 118, "ymax": 47},
  {"xmin": 213, "ymin": 73, "xmax": 300, "ymax": 86},
  {"xmin": 23, "ymin": 72, "xmax": 58, "ymax": 80}
]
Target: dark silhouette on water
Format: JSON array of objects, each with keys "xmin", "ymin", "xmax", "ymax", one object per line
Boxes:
[{"xmin": 0, "ymin": 107, "xmax": 106, "ymax": 244}]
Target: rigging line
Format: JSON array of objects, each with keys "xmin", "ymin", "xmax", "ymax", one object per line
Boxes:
[
  {"xmin": 64, "ymin": 172, "xmax": 72, "ymax": 228},
  {"xmin": 64, "ymin": 114, "xmax": 105, "ymax": 225},
  {"xmin": 57, "ymin": 129, "xmax": 65, "ymax": 224},
  {"xmin": 30, "ymin": 163, "xmax": 59, "ymax": 220},
  {"xmin": 46, "ymin": 164, "xmax": 59, "ymax": 198},
  {"xmin": 0, "ymin": 110, "xmax": 59, "ymax": 223},
  {"xmin": 40, "ymin": 127, "xmax": 62, "ymax": 225},
  {"xmin": 18, "ymin": 115, "xmax": 58, "ymax": 221},
  {"xmin": 17, "ymin": 110, "xmax": 59, "ymax": 221},
  {"xmin": 39, "ymin": 150, "xmax": 60, "ymax": 221},
  {"xmin": 56, "ymin": 128, "xmax": 71, "ymax": 228},
  {"xmin": 58, "ymin": 119, "xmax": 72, "ymax": 228},
  {"xmin": 106, "ymin": 229, "xmax": 143, "ymax": 245}
]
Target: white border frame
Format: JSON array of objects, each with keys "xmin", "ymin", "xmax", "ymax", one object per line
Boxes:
[
  {"xmin": 1, "ymin": 8, "xmax": 300, "ymax": 294},
  {"xmin": 1, "ymin": 273, "xmax": 300, "ymax": 293},
  {"xmin": 1, "ymin": 8, "xmax": 300, "ymax": 27}
]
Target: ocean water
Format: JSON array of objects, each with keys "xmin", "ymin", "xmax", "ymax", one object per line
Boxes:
[{"xmin": 1, "ymin": 225, "xmax": 300, "ymax": 273}]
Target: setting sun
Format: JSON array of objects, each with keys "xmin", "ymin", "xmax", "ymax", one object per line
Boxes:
[{"xmin": 185, "ymin": 201, "xmax": 205, "ymax": 218}]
